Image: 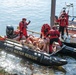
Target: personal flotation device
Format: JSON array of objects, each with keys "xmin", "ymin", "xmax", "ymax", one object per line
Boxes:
[
  {"xmin": 19, "ymin": 21, "xmax": 28, "ymax": 40},
  {"xmin": 57, "ymin": 17, "xmax": 67, "ymax": 27},
  {"xmin": 60, "ymin": 12, "xmax": 69, "ymax": 26}
]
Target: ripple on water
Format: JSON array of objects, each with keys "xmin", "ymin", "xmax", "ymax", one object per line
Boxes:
[{"xmin": 0, "ymin": 51, "xmax": 76, "ymax": 75}]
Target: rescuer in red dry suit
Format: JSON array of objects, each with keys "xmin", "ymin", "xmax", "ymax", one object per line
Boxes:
[
  {"xmin": 40, "ymin": 24, "xmax": 51, "ymax": 53},
  {"xmin": 19, "ymin": 18, "xmax": 31, "ymax": 40},
  {"xmin": 40, "ymin": 23, "xmax": 51, "ymax": 39},
  {"xmin": 46, "ymin": 27, "xmax": 62, "ymax": 53},
  {"xmin": 59, "ymin": 10, "xmax": 69, "ymax": 36},
  {"xmin": 57, "ymin": 15, "xmax": 67, "ymax": 39}
]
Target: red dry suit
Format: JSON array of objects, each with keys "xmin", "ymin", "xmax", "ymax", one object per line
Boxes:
[
  {"xmin": 57, "ymin": 17, "xmax": 67, "ymax": 27},
  {"xmin": 60, "ymin": 13, "xmax": 69, "ymax": 26},
  {"xmin": 19, "ymin": 21, "xmax": 28, "ymax": 39},
  {"xmin": 41, "ymin": 24, "xmax": 51, "ymax": 38},
  {"xmin": 47, "ymin": 29, "xmax": 62, "ymax": 53},
  {"xmin": 60, "ymin": 13, "xmax": 69, "ymax": 35},
  {"xmin": 57, "ymin": 17, "xmax": 68, "ymax": 37}
]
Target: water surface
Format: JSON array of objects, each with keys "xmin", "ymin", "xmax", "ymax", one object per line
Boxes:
[{"xmin": 0, "ymin": 0, "xmax": 76, "ymax": 75}]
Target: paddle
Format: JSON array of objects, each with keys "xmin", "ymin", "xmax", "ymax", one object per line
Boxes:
[{"xmin": 50, "ymin": 45, "xmax": 66, "ymax": 56}]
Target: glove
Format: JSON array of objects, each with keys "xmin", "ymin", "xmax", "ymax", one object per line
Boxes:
[{"xmin": 29, "ymin": 20, "xmax": 31, "ymax": 23}]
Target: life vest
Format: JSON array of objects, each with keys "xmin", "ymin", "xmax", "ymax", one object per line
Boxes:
[
  {"xmin": 19, "ymin": 21, "xmax": 28, "ymax": 37},
  {"xmin": 58, "ymin": 18, "xmax": 67, "ymax": 27},
  {"xmin": 60, "ymin": 13, "xmax": 69, "ymax": 26}
]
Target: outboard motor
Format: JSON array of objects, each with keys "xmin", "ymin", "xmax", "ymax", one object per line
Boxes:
[{"xmin": 6, "ymin": 25, "xmax": 14, "ymax": 38}]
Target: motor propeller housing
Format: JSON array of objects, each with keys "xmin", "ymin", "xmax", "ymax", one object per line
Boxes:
[{"xmin": 6, "ymin": 25, "xmax": 14, "ymax": 38}]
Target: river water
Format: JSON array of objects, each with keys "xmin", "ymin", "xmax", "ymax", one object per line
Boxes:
[{"xmin": 0, "ymin": 0, "xmax": 76, "ymax": 75}]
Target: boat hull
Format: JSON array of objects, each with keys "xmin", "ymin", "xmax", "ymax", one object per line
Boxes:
[
  {"xmin": 0, "ymin": 40, "xmax": 67, "ymax": 66},
  {"xmin": 62, "ymin": 42, "xmax": 76, "ymax": 48},
  {"xmin": 58, "ymin": 45, "xmax": 76, "ymax": 58}
]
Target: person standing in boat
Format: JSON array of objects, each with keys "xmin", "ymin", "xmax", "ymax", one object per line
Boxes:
[
  {"xmin": 57, "ymin": 15, "xmax": 67, "ymax": 39},
  {"xmin": 46, "ymin": 26, "xmax": 62, "ymax": 53},
  {"xmin": 19, "ymin": 18, "xmax": 31, "ymax": 40},
  {"xmin": 60, "ymin": 10, "xmax": 69, "ymax": 36}
]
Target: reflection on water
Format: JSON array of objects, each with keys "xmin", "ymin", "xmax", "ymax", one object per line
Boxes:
[{"xmin": 0, "ymin": 50, "xmax": 76, "ymax": 75}]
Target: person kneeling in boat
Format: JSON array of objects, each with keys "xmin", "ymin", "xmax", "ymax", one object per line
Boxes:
[
  {"xmin": 46, "ymin": 26, "xmax": 62, "ymax": 54},
  {"xmin": 40, "ymin": 23, "xmax": 51, "ymax": 53}
]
